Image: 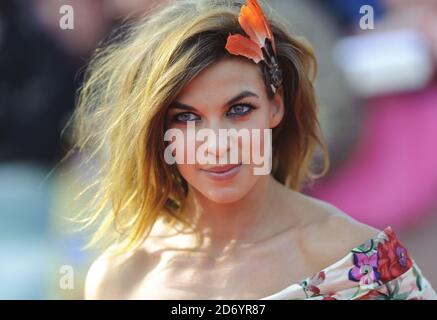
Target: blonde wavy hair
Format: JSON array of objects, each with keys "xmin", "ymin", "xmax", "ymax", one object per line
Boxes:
[{"xmin": 71, "ymin": 0, "xmax": 330, "ymax": 255}]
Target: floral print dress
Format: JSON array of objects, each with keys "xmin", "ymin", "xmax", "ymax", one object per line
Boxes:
[{"xmin": 261, "ymin": 227, "xmax": 436, "ymax": 300}]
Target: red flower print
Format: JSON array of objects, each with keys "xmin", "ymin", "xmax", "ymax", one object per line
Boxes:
[
  {"xmin": 356, "ymin": 289, "xmax": 385, "ymax": 300},
  {"xmin": 322, "ymin": 292, "xmax": 337, "ymax": 300},
  {"xmin": 377, "ymin": 228, "xmax": 413, "ymax": 282},
  {"xmin": 301, "ymin": 271, "xmax": 326, "ymax": 297}
]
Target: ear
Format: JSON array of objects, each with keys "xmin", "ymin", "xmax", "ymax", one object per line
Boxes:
[{"xmin": 269, "ymin": 86, "xmax": 285, "ymax": 129}]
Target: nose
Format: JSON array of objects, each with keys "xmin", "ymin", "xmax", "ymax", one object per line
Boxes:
[
  {"xmin": 205, "ymin": 128, "xmax": 229, "ymax": 160},
  {"xmin": 197, "ymin": 120, "xmax": 232, "ymax": 163}
]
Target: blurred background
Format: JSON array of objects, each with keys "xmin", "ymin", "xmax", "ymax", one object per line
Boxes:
[{"xmin": 0, "ymin": 0, "xmax": 436, "ymax": 299}]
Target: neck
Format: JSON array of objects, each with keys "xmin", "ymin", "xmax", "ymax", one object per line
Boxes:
[{"xmin": 179, "ymin": 175, "xmax": 291, "ymax": 252}]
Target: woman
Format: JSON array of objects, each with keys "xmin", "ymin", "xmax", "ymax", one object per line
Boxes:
[{"xmin": 73, "ymin": 0, "xmax": 436, "ymax": 299}]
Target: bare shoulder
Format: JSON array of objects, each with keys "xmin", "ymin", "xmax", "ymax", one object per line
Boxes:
[
  {"xmin": 84, "ymin": 243, "xmax": 154, "ymax": 300},
  {"xmin": 84, "ymin": 246, "xmax": 123, "ymax": 300},
  {"xmin": 293, "ymin": 192, "xmax": 382, "ymax": 271},
  {"xmin": 84, "ymin": 218, "xmax": 184, "ymax": 299}
]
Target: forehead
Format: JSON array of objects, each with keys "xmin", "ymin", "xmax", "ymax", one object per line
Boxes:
[{"xmin": 175, "ymin": 57, "xmax": 266, "ymax": 105}]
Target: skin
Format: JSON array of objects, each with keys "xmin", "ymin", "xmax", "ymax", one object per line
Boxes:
[{"xmin": 85, "ymin": 57, "xmax": 381, "ymax": 299}]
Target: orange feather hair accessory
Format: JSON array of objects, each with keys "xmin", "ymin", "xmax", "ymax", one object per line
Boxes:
[{"xmin": 225, "ymin": 0, "xmax": 283, "ymax": 94}]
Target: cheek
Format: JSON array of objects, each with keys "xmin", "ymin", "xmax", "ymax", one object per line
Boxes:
[
  {"xmin": 246, "ymin": 107, "xmax": 271, "ymax": 130},
  {"xmin": 238, "ymin": 123, "xmax": 271, "ymax": 168},
  {"xmin": 175, "ymin": 163, "xmax": 195, "ymax": 182},
  {"xmin": 166, "ymin": 127, "xmax": 196, "ymax": 162}
]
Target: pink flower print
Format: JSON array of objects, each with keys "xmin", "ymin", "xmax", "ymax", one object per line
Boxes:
[{"xmin": 348, "ymin": 252, "xmax": 381, "ymax": 285}]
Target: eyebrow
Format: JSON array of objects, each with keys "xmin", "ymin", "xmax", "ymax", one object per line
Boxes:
[{"xmin": 170, "ymin": 90, "xmax": 259, "ymax": 111}]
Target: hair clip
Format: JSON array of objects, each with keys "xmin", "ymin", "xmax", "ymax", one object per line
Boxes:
[{"xmin": 225, "ymin": 0, "xmax": 283, "ymax": 94}]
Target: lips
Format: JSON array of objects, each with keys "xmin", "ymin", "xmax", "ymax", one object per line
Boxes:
[
  {"xmin": 200, "ymin": 164, "xmax": 241, "ymax": 173},
  {"xmin": 199, "ymin": 163, "xmax": 242, "ymax": 181}
]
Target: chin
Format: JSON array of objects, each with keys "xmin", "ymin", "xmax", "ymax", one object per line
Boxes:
[
  {"xmin": 200, "ymin": 187, "xmax": 249, "ymax": 204},
  {"xmin": 194, "ymin": 175, "xmax": 259, "ymax": 204}
]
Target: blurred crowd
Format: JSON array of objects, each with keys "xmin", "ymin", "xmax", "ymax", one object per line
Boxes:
[{"xmin": 0, "ymin": 0, "xmax": 436, "ymax": 299}]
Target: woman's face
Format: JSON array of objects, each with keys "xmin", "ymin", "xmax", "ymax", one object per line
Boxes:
[{"xmin": 166, "ymin": 57, "xmax": 284, "ymax": 204}]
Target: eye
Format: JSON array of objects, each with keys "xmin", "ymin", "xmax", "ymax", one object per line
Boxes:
[
  {"xmin": 226, "ymin": 103, "xmax": 255, "ymax": 117},
  {"xmin": 173, "ymin": 112, "xmax": 200, "ymax": 123}
]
